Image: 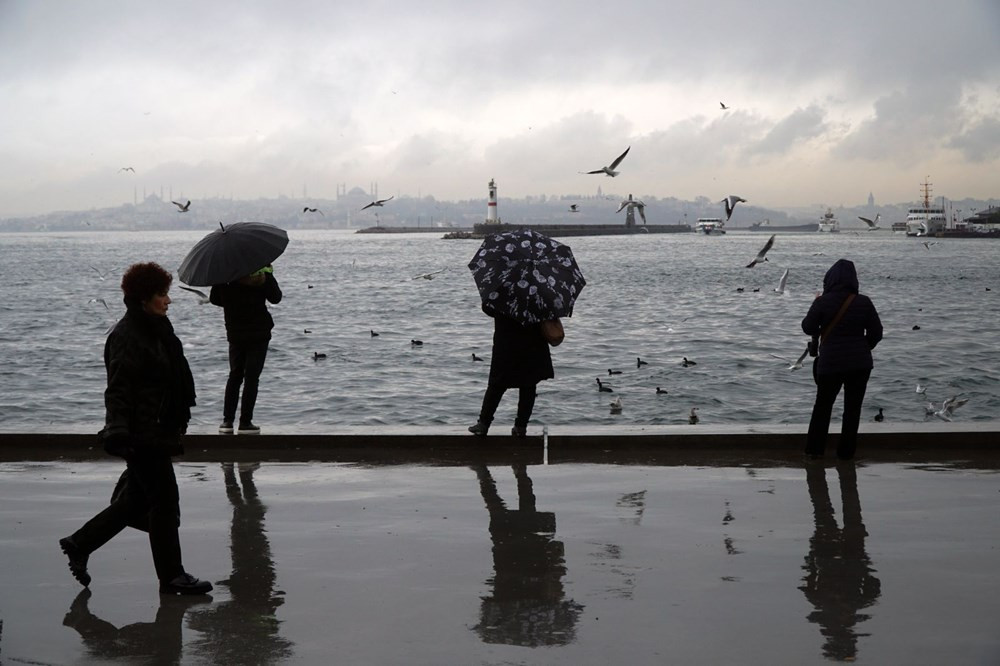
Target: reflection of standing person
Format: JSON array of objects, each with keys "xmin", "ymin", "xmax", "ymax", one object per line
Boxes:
[
  {"xmin": 471, "ymin": 464, "xmax": 583, "ymax": 647},
  {"xmin": 469, "ymin": 312, "xmax": 553, "ymax": 437},
  {"xmin": 210, "ymin": 266, "xmax": 282, "ymax": 435},
  {"xmin": 800, "ymin": 462, "xmax": 881, "ymax": 661},
  {"xmin": 188, "ymin": 463, "xmax": 293, "ymax": 662},
  {"xmin": 802, "ymin": 259, "xmax": 882, "ymax": 460},
  {"xmin": 59, "ymin": 262, "xmax": 212, "ymax": 595}
]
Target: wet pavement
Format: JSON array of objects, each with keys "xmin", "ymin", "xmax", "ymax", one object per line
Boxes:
[{"xmin": 2, "ymin": 457, "xmax": 999, "ymax": 665}]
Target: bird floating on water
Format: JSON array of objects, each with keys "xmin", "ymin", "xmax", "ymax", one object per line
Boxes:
[
  {"xmin": 596, "ymin": 378, "xmax": 613, "ymax": 393},
  {"xmin": 746, "ymin": 234, "xmax": 775, "ymax": 268},
  {"xmin": 609, "ymin": 396, "xmax": 623, "ymax": 414},
  {"xmin": 689, "ymin": 407, "xmax": 699, "ymax": 424},
  {"xmin": 371, "ymin": 329, "xmax": 380, "ymax": 337},
  {"xmin": 171, "ymin": 200, "xmax": 191, "ymax": 212},
  {"xmin": 361, "ymin": 196, "xmax": 394, "ymax": 211},
  {"xmin": 722, "ymin": 195, "xmax": 746, "ymax": 221},
  {"xmin": 637, "ymin": 357, "xmax": 648, "ymax": 368},
  {"xmin": 682, "ymin": 357, "xmax": 697, "ymax": 367},
  {"xmin": 583, "ymin": 146, "xmax": 630, "ymax": 177},
  {"xmin": 472, "ymin": 353, "xmax": 484, "ymax": 362},
  {"xmin": 411, "ymin": 339, "xmax": 423, "ymax": 346},
  {"xmin": 313, "ymin": 352, "xmax": 327, "ymax": 360},
  {"xmin": 874, "ymin": 408, "xmax": 884, "ymax": 422},
  {"xmin": 915, "ymin": 384, "xmax": 926, "ymax": 394},
  {"xmin": 656, "ymin": 387, "xmax": 668, "ymax": 395},
  {"xmin": 608, "ymin": 369, "xmax": 622, "ymax": 375}
]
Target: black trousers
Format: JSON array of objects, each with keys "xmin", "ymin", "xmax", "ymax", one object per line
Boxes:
[
  {"xmin": 478, "ymin": 384, "xmax": 537, "ymax": 430},
  {"xmin": 224, "ymin": 340, "xmax": 269, "ymax": 424},
  {"xmin": 806, "ymin": 368, "xmax": 872, "ymax": 460},
  {"xmin": 69, "ymin": 455, "xmax": 184, "ymax": 582}
]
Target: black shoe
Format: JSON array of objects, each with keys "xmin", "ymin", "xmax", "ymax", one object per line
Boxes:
[
  {"xmin": 160, "ymin": 573, "xmax": 213, "ymax": 595},
  {"xmin": 237, "ymin": 422, "xmax": 261, "ymax": 435},
  {"xmin": 468, "ymin": 421, "xmax": 489, "ymax": 436},
  {"xmin": 511, "ymin": 426, "xmax": 527, "ymax": 438},
  {"xmin": 219, "ymin": 420, "xmax": 234, "ymax": 434},
  {"xmin": 59, "ymin": 537, "xmax": 91, "ymax": 587}
]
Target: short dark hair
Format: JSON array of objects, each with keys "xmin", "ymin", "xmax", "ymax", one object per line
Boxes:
[{"xmin": 121, "ymin": 262, "xmax": 173, "ymax": 304}]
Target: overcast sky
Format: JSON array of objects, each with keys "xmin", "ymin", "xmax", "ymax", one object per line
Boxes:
[{"xmin": 2, "ymin": 0, "xmax": 999, "ymax": 217}]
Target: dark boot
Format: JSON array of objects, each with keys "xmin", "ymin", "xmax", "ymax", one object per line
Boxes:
[
  {"xmin": 160, "ymin": 573, "xmax": 213, "ymax": 595},
  {"xmin": 59, "ymin": 537, "xmax": 91, "ymax": 587},
  {"xmin": 511, "ymin": 426, "xmax": 527, "ymax": 438},
  {"xmin": 468, "ymin": 421, "xmax": 489, "ymax": 436}
]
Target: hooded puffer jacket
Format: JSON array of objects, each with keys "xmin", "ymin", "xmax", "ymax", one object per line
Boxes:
[{"xmin": 801, "ymin": 259, "xmax": 883, "ymax": 375}]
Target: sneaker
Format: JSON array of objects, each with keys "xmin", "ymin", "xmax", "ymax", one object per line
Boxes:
[
  {"xmin": 468, "ymin": 421, "xmax": 489, "ymax": 436},
  {"xmin": 237, "ymin": 422, "xmax": 261, "ymax": 435},
  {"xmin": 511, "ymin": 426, "xmax": 527, "ymax": 438},
  {"xmin": 59, "ymin": 536, "xmax": 91, "ymax": 587},
  {"xmin": 160, "ymin": 573, "xmax": 214, "ymax": 595},
  {"xmin": 219, "ymin": 420, "xmax": 234, "ymax": 434}
]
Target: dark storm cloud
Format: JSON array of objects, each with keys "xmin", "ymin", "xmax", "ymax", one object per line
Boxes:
[{"xmin": 746, "ymin": 106, "xmax": 828, "ymax": 156}]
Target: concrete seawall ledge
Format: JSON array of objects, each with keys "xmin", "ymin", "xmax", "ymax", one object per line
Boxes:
[{"xmin": 2, "ymin": 422, "xmax": 998, "ymax": 464}]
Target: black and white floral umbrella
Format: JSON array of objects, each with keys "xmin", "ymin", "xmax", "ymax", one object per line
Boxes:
[{"xmin": 468, "ymin": 228, "xmax": 586, "ymax": 324}]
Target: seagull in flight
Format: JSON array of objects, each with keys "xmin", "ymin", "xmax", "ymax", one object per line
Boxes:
[
  {"xmin": 89, "ymin": 265, "xmax": 110, "ymax": 281},
  {"xmin": 772, "ymin": 346, "xmax": 810, "ymax": 371},
  {"xmin": 303, "ymin": 206, "xmax": 323, "ymax": 215},
  {"xmin": 583, "ymin": 146, "xmax": 630, "ymax": 177},
  {"xmin": 412, "ymin": 268, "xmax": 446, "ymax": 280},
  {"xmin": 722, "ymin": 195, "xmax": 746, "ymax": 221},
  {"xmin": 118, "ymin": 167, "xmax": 135, "ymax": 173},
  {"xmin": 172, "ymin": 200, "xmax": 191, "ymax": 212},
  {"xmin": 932, "ymin": 396, "xmax": 968, "ymax": 422},
  {"xmin": 616, "ymin": 194, "xmax": 647, "ymax": 223},
  {"xmin": 178, "ymin": 285, "xmax": 210, "ymax": 304},
  {"xmin": 88, "ymin": 297, "xmax": 109, "ymax": 310},
  {"xmin": 720, "ymin": 102, "xmax": 730, "ymax": 110},
  {"xmin": 858, "ymin": 213, "xmax": 881, "ymax": 230},
  {"xmin": 361, "ymin": 196, "xmax": 394, "ymax": 211},
  {"xmin": 568, "ymin": 204, "xmax": 580, "ymax": 213},
  {"xmin": 774, "ymin": 269, "xmax": 789, "ymax": 294},
  {"xmin": 746, "ymin": 234, "xmax": 775, "ymax": 268}
]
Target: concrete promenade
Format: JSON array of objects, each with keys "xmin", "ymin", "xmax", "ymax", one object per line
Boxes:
[{"xmin": 1, "ymin": 423, "xmax": 999, "ymax": 664}]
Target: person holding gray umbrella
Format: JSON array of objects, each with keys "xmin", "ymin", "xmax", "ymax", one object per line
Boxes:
[{"xmin": 467, "ymin": 229, "xmax": 586, "ymax": 437}]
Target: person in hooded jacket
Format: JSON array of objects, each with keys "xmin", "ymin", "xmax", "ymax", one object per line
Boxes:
[
  {"xmin": 802, "ymin": 259, "xmax": 883, "ymax": 460},
  {"xmin": 59, "ymin": 262, "xmax": 212, "ymax": 595},
  {"xmin": 469, "ymin": 309, "xmax": 554, "ymax": 438},
  {"xmin": 210, "ymin": 265, "xmax": 282, "ymax": 434}
]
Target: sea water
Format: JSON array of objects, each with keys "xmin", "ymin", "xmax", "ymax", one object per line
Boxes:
[{"xmin": 0, "ymin": 229, "xmax": 996, "ymax": 429}]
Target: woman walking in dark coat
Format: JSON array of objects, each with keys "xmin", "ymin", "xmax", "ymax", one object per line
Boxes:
[
  {"xmin": 469, "ymin": 311, "xmax": 554, "ymax": 437},
  {"xmin": 802, "ymin": 259, "xmax": 883, "ymax": 460},
  {"xmin": 210, "ymin": 265, "xmax": 282, "ymax": 434},
  {"xmin": 59, "ymin": 262, "xmax": 212, "ymax": 595}
]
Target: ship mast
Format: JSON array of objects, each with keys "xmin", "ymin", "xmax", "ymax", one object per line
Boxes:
[{"xmin": 920, "ymin": 177, "xmax": 932, "ymax": 208}]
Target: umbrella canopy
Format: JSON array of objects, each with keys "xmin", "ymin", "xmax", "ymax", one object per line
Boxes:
[
  {"xmin": 178, "ymin": 222, "xmax": 289, "ymax": 286},
  {"xmin": 468, "ymin": 228, "xmax": 586, "ymax": 324}
]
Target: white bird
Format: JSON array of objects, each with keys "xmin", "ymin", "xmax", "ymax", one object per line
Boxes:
[
  {"xmin": 746, "ymin": 234, "xmax": 775, "ymax": 268},
  {"xmin": 688, "ymin": 407, "xmax": 699, "ymax": 424},
  {"xmin": 412, "ymin": 268, "xmax": 446, "ymax": 280},
  {"xmin": 609, "ymin": 396, "xmax": 623, "ymax": 414},
  {"xmin": 858, "ymin": 213, "xmax": 881, "ymax": 230},
  {"xmin": 88, "ymin": 297, "xmax": 109, "ymax": 310},
  {"xmin": 774, "ymin": 269, "xmax": 789, "ymax": 294},
  {"xmin": 583, "ymin": 146, "xmax": 630, "ymax": 177},
  {"xmin": 616, "ymin": 194, "xmax": 647, "ymax": 224},
  {"xmin": 171, "ymin": 200, "xmax": 191, "ymax": 212},
  {"xmin": 89, "ymin": 265, "xmax": 110, "ymax": 281},
  {"xmin": 722, "ymin": 195, "xmax": 746, "ymax": 221},
  {"xmin": 933, "ymin": 396, "xmax": 968, "ymax": 422},
  {"xmin": 361, "ymin": 196, "xmax": 394, "ymax": 211},
  {"xmin": 915, "ymin": 384, "xmax": 927, "ymax": 394},
  {"xmin": 178, "ymin": 285, "xmax": 210, "ymax": 304}
]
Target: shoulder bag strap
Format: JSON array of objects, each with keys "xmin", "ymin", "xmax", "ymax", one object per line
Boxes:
[{"xmin": 820, "ymin": 293, "xmax": 856, "ymax": 343}]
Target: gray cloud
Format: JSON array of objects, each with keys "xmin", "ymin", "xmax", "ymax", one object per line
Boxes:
[{"xmin": 746, "ymin": 106, "xmax": 828, "ymax": 156}]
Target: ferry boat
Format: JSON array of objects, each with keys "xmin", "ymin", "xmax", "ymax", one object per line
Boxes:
[
  {"xmin": 904, "ymin": 180, "xmax": 947, "ymax": 237},
  {"xmin": 817, "ymin": 208, "xmax": 840, "ymax": 233},
  {"xmin": 749, "ymin": 218, "xmax": 818, "ymax": 232},
  {"xmin": 694, "ymin": 217, "xmax": 726, "ymax": 235},
  {"xmin": 891, "ymin": 221, "xmax": 908, "ymax": 233}
]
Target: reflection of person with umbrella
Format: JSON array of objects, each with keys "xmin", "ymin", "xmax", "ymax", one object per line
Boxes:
[
  {"xmin": 178, "ymin": 222, "xmax": 288, "ymax": 435},
  {"xmin": 187, "ymin": 463, "xmax": 294, "ymax": 662},
  {"xmin": 471, "ymin": 464, "xmax": 584, "ymax": 647},
  {"xmin": 467, "ymin": 229, "xmax": 586, "ymax": 437},
  {"xmin": 800, "ymin": 462, "xmax": 881, "ymax": 661}
]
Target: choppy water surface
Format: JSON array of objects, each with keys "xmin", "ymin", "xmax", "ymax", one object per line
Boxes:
[{"xmin": 0, "ymin": 229, "xmax": 997, "ymax": 429}]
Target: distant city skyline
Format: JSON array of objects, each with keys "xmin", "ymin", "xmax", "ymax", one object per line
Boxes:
[{"xmin": 2, "ymin": 2, "xmax": 998, "ymax": 218}]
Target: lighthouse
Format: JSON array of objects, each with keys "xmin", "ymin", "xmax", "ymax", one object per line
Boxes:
[{"xmin": 486, "ymin": 178, "xmax": 500, "ymax": 225}]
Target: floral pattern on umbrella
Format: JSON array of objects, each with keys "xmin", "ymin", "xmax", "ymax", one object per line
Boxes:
[{"xmin": 468, "ymin": 228, "xmax": 586, "ymax": 324}]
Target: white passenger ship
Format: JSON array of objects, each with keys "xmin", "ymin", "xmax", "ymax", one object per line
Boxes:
[
  {"xmin": 904, "ymin": 180, "xmax": 947, "ymax": 237},
  {"xmin": 694, "ymin": 217, "xmax": 726, "ymax": 235},
  {"xmin": 817, "ymin": 208, "xmax": 840, "ymax": 233}
]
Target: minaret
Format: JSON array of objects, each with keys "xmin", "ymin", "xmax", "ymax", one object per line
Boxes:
[{"xmin": 486, "ymin": 178, "xmax": 499, "ymax": 224}]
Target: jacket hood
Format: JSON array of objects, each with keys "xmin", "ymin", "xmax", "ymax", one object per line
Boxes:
[{"xmin": 823, "ymin": 258, "xmax": 859, "ymax": 294}]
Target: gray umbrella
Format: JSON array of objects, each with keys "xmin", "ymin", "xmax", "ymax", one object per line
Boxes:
[{"xmin": 178, "ymin": 222, "xmax": 289, "ymax": 286}]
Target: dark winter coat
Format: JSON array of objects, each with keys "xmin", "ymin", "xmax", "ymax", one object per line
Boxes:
[
  {"xmin": 802, "ymin": 259, "xmax": 882, "ymax": 376},
  {"xmin": 487, "ymin": 312, "xmax": 555, "ymax": 388},
  {"xmin": 101, "ymin": 306, "xmax": 196, "ymax": 458},
  {"xmin": 210, "ymin": 273, "xmax": 282, "ymax": 345}
]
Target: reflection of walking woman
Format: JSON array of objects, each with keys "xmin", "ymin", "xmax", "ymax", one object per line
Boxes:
[
  {"xmin": 469, "ymin": 312, "xmax": 554, "ymax": 437},
  {"xmin": 802, "ymin": 259, "xmax": 882, "ymax": 460},
  {"xmin": 210, "ymin": 266, "xmax": 282, "ymax": 434},
  {"xmin": 59, "ymin": 262, "xmax": 212, "ymax": 595}
]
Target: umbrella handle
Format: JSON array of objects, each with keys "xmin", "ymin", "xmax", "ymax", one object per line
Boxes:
[{"xmin": 219, "ymin": 222, "xmax": 226, "ymax": 232}]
